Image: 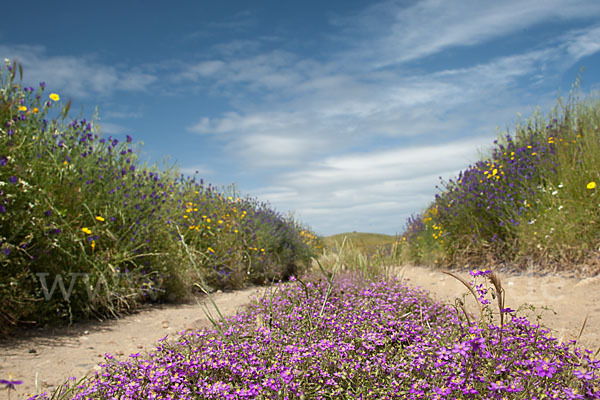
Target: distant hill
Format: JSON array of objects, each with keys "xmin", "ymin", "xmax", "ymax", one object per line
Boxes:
[{"xmin": 324, "ymin": 232, "xmax": 396, "ymax": 254}]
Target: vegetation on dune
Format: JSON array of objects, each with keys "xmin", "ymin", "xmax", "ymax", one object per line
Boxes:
[
  {"xmin": 398, "ymin": 84, "xmax": 600, "ymax": 273},
  {"xmin": 0, "ymin": 60, "xmax": 319, "ymax": 336}
]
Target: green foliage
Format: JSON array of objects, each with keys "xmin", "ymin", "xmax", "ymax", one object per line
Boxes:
[
  {"xmin": 0, "ymin": 60, "xmax": 318, "ymax": 336},
  {"xmin": 399, "ymin": 88, "xmax": 600, "ymax": 272}
]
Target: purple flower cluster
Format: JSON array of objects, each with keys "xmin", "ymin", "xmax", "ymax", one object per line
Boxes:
[
  {"xmin": 402, "ymin": 121, "xmax": 564, "ymax": 263},
  {"xmin": 436, "ymin": 133, "xmax": 554, "ymax": 245},
  {"xmin": 32, "ymin": 272, "xmax": 600, "ymax": 399}
]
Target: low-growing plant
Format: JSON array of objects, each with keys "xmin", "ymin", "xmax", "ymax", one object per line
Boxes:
[{"xmin": 29, "ymin": 268, "xmax": 600, "ymax": 400}]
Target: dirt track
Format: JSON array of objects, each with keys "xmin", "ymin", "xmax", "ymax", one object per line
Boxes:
[
  {"xmin": 0, "ymin": 287, "xmax": 264, "ymax": 399},
  {"xmin": 396, "ymin": 265, "xmax": 600, "ymax": 352},
  {"xmin": 2, "ymin": 266, "xmax": 599, "ymax": 399}
]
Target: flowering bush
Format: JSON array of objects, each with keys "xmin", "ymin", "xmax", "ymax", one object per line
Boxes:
[
  {"xmin": 400, "ymin": 92, "xmax": 600, "ymax": 270},
  {"xmin": 0, "ymin": 60, "xmax": 318, "ymax": 335}
]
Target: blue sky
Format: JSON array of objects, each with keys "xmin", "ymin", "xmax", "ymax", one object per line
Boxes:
[{"xmin": 2, "ymin": 1, "xmax": 600, "ymax": 236}]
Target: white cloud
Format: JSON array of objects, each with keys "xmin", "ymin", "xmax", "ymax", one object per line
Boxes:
[
  {"xmin": 5, "ymin": 0, "xmax": 594, "ymax": 236},
  {"xmin": 250, "ymin": 137, "xmax": 492, "ymax": 235},
  {"xmin": 0, "ymin": 45, "xmax": 157, "ymax": 98},
  {"xmin": 229, "ymin": 133, "xmax": 325, "ymax": 168},
  {"xmin": 342, "ymin": 0, "xmax": 600, "ymax": 66},
  {"xmin": 179, "ymin": 60, "xmax": 226, "ymax": 80},
  {"xmin": 563, "ymin": 25, "xmax": 600, "ymax": 61}
]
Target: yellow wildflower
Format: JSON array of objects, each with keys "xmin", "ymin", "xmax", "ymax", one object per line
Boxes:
[
  {"xmin": 18, "ymin": 106, "xmax": 27, "ymax": 112},
  {"xmin": 49, "ymin": 93, "xmax": 60, "ymax": 101},
  {"xmin": 587, "ymin": 181, "xmax": 597, "ymax": 190},
  {"xmin": 81, "ymin": 227, "xmax": 92, "ymax": 234},
  {"xmin": 95, "ymin": 216, "xmax": 105, "ymax": 222}
]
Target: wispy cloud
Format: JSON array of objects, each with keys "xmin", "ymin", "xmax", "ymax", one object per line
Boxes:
[
  {"xmin": 180, "ymin": 1, "xmax": 600, "ymax": 234},
  {"xmin": 338, "ymin": 0, "xmax": 600, "ymax": 66},
  {"xmin": 0, "ymin": 45, "xmax": 157, "ymax": 98},
  {"xmin": 4, "ymin": 0, "xmax": 598, "ymax": 236},
  {"xmin": 251, "ymin": 137, "xmax": 491, "ymax": 235},
  {"xmin": 562, "ymin": 25, "xmax": 600, "ymax": 61},
  {"xmin": 184, "ymin": 41, "xmax": 565, "ymax": 171}
]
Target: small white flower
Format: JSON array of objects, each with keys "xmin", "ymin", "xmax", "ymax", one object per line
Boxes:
[
  {"xmin": 558, "ymin": 205, "xmax": 563, "ymax": 211},
  {"xmin": 552, "ymin": 190, "xmax": 558, "ymax": 196},
  {"xmin": 558, "ymin": 183, "xmax": 564, "ymax": 188}
]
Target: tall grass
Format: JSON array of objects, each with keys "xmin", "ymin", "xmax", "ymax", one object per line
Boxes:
[
  {"xmin": 317, "ymin": 234, "xmax": 400, "ymax": 280},
  {"xmin": 0, "ymin": 60, "xmax": 319, "ymax": 336},
  {"xmin": 399, "ymin": 87, "xmax": 600, "ymax": 273}
]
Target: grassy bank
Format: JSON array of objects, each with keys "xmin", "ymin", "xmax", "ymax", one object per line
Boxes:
[
  {"xmin": 0, "ymin": 60, "xmax": 319, "ymax": 336},
  {"xmin": 398, "ymin": 88, "xmax": 600, "ymax": 273}
]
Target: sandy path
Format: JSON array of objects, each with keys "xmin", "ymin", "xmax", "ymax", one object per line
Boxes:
[
  {"xmin": 2, "ymin": 265, "xmax": 600, "ymax": 399},
  {"xmin": 396, "ymin": 265, "xmax": 600, "ymax": 353},
  {"xmin": 0, "ymin": 287, "xmax": 264, "ymax": 399}
]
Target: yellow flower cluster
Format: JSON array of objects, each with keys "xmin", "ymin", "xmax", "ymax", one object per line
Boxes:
[
  {"xmin": 423, "ymin": 206, "xmax": 438, "ymax": 222},
  {"xmin": 482, "ymin": 162, "xmax": 504, "ymax": 181},
  {"xmin": 502, "ymin": 151, "xmax": 516, "ymax": 160},
  {"xmin": 183, "ymin": 200, "xmax": 245, "ymax": 235},
  {"xmin": 248, "ymin": 246, "xmax": 265, "ymax": 254},
  {"xmin": 299, "ymin": 229, "xmax": 323, "ymax": 249},
  {"xmin": 431, "ymin": 223, "xmax": 443, "ymax": 241},
  {"xmin": 81, "ymin": 216, "xmax": 105, "ymax": 251}
]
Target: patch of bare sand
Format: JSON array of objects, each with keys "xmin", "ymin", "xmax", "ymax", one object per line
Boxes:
[
  {"xmin": 396, "ymin": 265, "xmax": 600, "ymax": 353},
  {"xmin": 0, "ymin": 286, "xmax": 263, "ymax": 399}
]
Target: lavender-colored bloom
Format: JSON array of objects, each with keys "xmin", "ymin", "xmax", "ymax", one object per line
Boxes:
[{"xmin": 0, "ymin": 379, "xmax": 23, "ymax": 390}]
